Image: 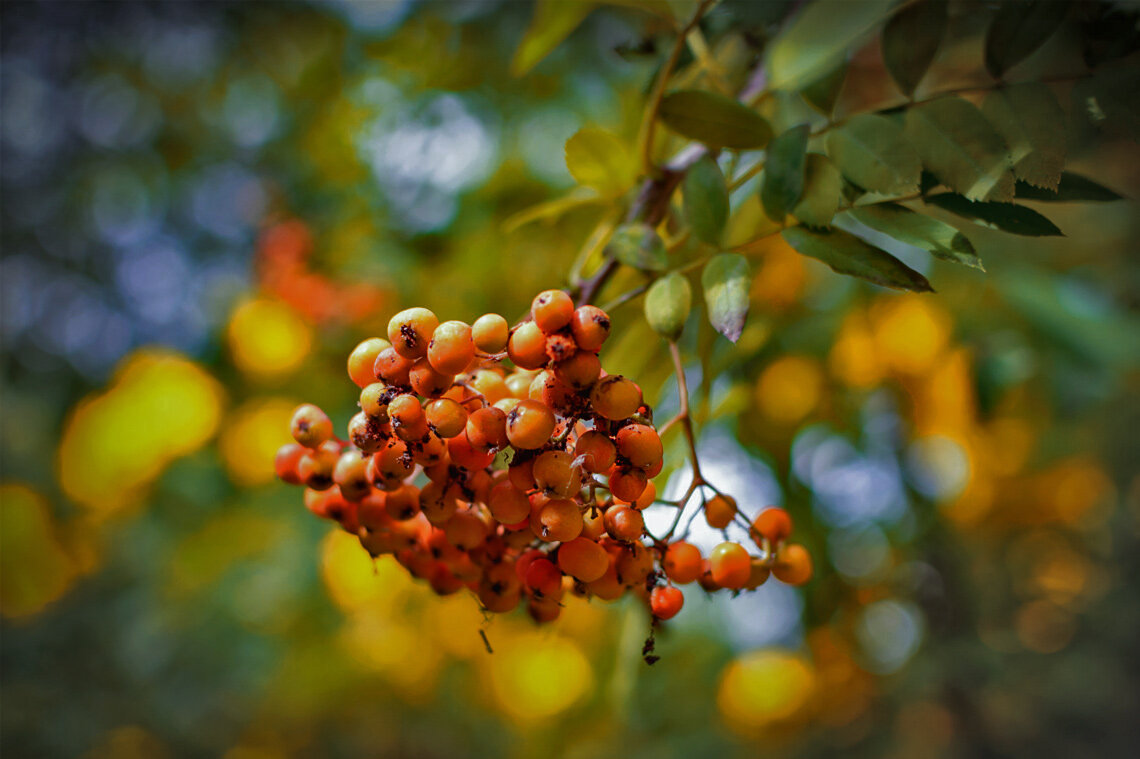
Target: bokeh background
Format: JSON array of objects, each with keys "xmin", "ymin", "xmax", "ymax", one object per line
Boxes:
[{"xmin": 2, "ymin": 1, "xmax": 1139, "ymax": 757}]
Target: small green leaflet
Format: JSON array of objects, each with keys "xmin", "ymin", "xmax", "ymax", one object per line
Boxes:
[
  {"xmin": 904, "ymin": 96, "xmax": 1015, "ymax": 201},
  {"xmin": 761, "ymin": 125, "xmax": 810, "ymax": 222},
  {"xmin": 792, "ymin": 154, "xmax": 843, "ymax": 228},
  {"xmin": 607, "ymin": 224, "xmax": 669, "ymax": 270},
  {"xmin": 926, "ymin": 193, "xmax": 1062, "ymax": 236},
  {"xmin": 511, "ymin": 0, "xmax": 596, "ymax": 76},
  {"xmin": 801, "ymin": 62, "xmax": 847, "ymax": 116},
  {"xmin": 658, "ymin": 90, "xmax": 773, "ymax": 149},
  {"xmin": 564, "ymin": 128, "xmax": 636, "ymax": 197},
  {"xmin": 644, "ymin": 272, "xmax": 692, "ymax": 339},
  {"xmin": 982, "ymin": 83, "xmax": 1066, "ymax": 190},
  {"xmin": 848, "ymin": 203, "xmax": 983, "ymax": 270},
  {"xmin": 881, "ymin": 0, "xmax": 947, "ymax": 97},
  {"xmin": 984, "ymin": 0, "xmax": 1069, "ymax": 79},
  {"xmin": 1014, "ymin": 173, "xmax": 1124, "ymax": 202},
  {"xmin": 701, "ymin": 253, "xmax": 750, "ymax": 342},
  {"xmin": 766, "ymin": 0, "xmax": 896, "ymax": 91},
  {"xmin": 782, "ymin": 226, "xmax": 934, "ymax": 292},
  {"xmin": 827, "ymin": 114, "xmax": 922, "ymax": 194},
  {"xmin": 683, "ymin": 156, "xmax": 729, "ymax": 245}
]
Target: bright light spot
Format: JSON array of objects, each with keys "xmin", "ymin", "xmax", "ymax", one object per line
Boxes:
[
  {"xmin": 870, "ymin": 295, "xmax": 951, "ymax": 376},
  {"xmin": 321, "ymin": 535, "xmax": 414, "ymax": 613},
  {"xmin": 0, "ymin": 483, "xmax": 76, "ymax": 618},
  {"xmin": 227, "ymin": 298, "xmax": 312, "ymax": 379},
  {"xmin": 488, "ymin": 633, "xmax": 593, "ymax": 721},
  {"xmin": 906, "ymin": 435, "xmax": 971, "ymax": 501},
  {"xmin": 829, "ymin": 525, "xmax": 891, "ymax": 582},
  {"xmin": 219, "ymin": 398, "xmax": 298, "ymax": 486},
  {"xmin": 718, "ymin": 650, "xmax": 815, "ymax": 731},
  {"xmin": 855, "ymin": 599, "xmax": 924, "ymax": 674},
  {"xmin": 756, "ymin": 355, "xmax": 824, "ymax": 424},
  {"xmin": 57, "ymin": 351, "xmax": 225, "ymax": 514}
]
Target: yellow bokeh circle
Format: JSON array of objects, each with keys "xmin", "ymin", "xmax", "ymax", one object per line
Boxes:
[
  {"xmin": 756, "ymin": 355, "xmax": 824, "ymax": 424},
  {"xmin": 718, "ymin": 649, "xmax": 815, "ymax": 731},
  {"xmin": 227, "ymin": 297, "xmax": 312, "ymax": 378}
]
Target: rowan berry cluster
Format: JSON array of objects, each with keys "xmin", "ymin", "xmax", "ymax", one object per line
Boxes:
[{"xmin": 275, "ymin": 289, "xmax": 811, "ymax": 626}]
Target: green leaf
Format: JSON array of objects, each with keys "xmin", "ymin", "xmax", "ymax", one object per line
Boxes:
[
  {"xmin": 683, "ymin": 156, "xmax": 730, "ymax": 245},
  {"xmin": 502, "ymin": 187, "xmax": 604, "ymax": 233},
  {"xmin": 701, "ymin": 253, "xmax": 750, "ymax": 342},
  {"xmin": 511, "ymin": 0, "xmax": 596, "ymax": 76},
  {"xmin": 926, "ymin": 193, "xmax": 1062, "ymax": 236},
  {"xmin": 882, "ymin": 0, "xmax": 947, "ymax": 97},
  {"xmin": 645, "ymin": 272, "xmax": 692, "ymax": 339},
  {"xmin": 658, "ymin": 90, "xmax": 773, "ymax": 149},
  {"xmin": 848, "ymin": 203, "xmax": 983, "ymax": 270},
  {"xmin": 564, "ymin": 128, "xmax": 636, "ymax": 197},
  {"xmin": 761, "ymin": 125, "xmax": 810, "ymax": 222},
  {"xmin": 827, "ymin": 113, "xmax": 922, "ymax": 194},
  {"xmin": 1014, "ymin": 173, "xmax": 1124, "ymax": 202},
  {"xmin": 984, "ymin": 0, "xmax": 1069, "ymax": 79},
  {"xmin": 904, "ymin": 96, "xmax": 1015, "ymax": 201},
  {"xmin": 982, "ymin": 83, "xmax": 1065, "ymax": 190},
  {"xmin": 782, "ymin": 226, "xmax": 934, "ymax": 292},
  {"xmin": 801, "ymin": 62, "xmax": 847, "ymax": 116},
  {"xmin": 767, "ymin": 0, "xmax": 896, "ymax": 91},
  {"xmin": 792, "ymin": 153, "xmax": 843, "ymax": 228},
  {"xmin": 607, "ymin": 224, "xmax": 669, "ymax": 271}
]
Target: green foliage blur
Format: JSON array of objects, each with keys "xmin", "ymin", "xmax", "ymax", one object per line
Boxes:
[{"xmin": 2, "ymin": 1, "xmax": 1139, "ymax": 757}]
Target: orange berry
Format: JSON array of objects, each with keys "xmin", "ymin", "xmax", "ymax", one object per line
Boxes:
[
  {"xmin": 524, "ymin": 558, "xmax": 562, "ymax": 597},
  {"xmin": 570, "ymin": 305, "xmax": 611, "ymax": 352},
  {"xmin": 745, "ymin": 559, "xmax": 771, "ymax": 590},
  {"xmin": 488, "ymin": 481, "xmax": 531, "ymax": 524},
  {"xmin": 663, "ymin": 541, "xmax": 702, "ymax": 584},
  {"xmin": 615, "ymin": 542, "xmax": 653, "ymax": 586},
  {"xmin": 557, "ymin": 537, "xmax": 609, "ymax": 582},
  {"xmin": 465, "ymin": 406, "xmax": 508, "ymax": 451},
  {"xmin": 348, "ymin": 337, "xmax": 389, "ymax": 388},
  {"xmin": 419, "ymin": 480, "xmax": 459, "ymax": 525},
  {"xmin": 444, "ymin": 509, "xmax": 488, "ymax": 551},
  {"xmin": 348, "ymin": 411, "xmax": 387, "ymax": 453},
  {"xmin": 582, "ymin": 504, "xmax": 606, "ymax": 540},
  {"xmin": 604, "ymin": 505, "xmax": 644, "ymax": 542},
  {"xmin": 505, "ymin": 399, "xmax": 556, "ymax": 450},
  {"xmin": 617, "ymin": 479, "xmax": 656, "ymax": 509},
  {"xmin": 508, "ymin": 458, "xmax": 536, "ymax": 491},
  {"xmin": 534, "ymin": 498, "xmax": 583, "ymax": 542},
  {"xmin": 297, "ymin": 440, "xmax": 339, "ymax": 490},
  {"xmin": 275, "ymin": 443, "xmax": 306, "ymax": 485},
  {"xmin": 368, "ymin": 437, "xmax": 412, "ymax": 487},
  {"xmin": 705, "ymin": 494, "xmax": 737, "ymax": 529},
  {"xmin": 384, "ymin": 485, "xmax": 420, "ymax": 521},
  {"xmin": 531, "ymin": 289, "xmax": 574, "ymax": 334},
  {"xmin": 615, "ymin": 423, "xmax": 662, "ymax": 470},
  {"xmin": 587, "ymin": 561, "xmax": 624, "ymax": 600},
  {"xmin": 468, "ymin": 368, "xmax": 509, "ymax": 404},
  {"xmin": 427, "ymin": 320, "xmax": 475, "ymax": 375},
  {"xmin": 507, "ymin": 321, "xmax": 548, "ymax": 370},
  {"xmin": 472, "ymin": 313, "xmax": 509, "ymax": 353},
  {"xmin": 359, "ymin": 382, "xmax": 390, "ymax": 420},
  {"xmin": 650, "ymin": 586, "xmax": 684, "ymax": 620},
  {"xmin": 424, "ymin": 398, "xmax": 467, "ymax": 439},
  {"xmin": 752, "ymin": 507, "xmax": 793, "ymax": 545},
  {"xmin": 608, "ymin": 465, "xmax": 647, "ymax": 503},
  {"xmin": 772, "ymin": 543, "xmax": 812, "ymax": 585},
  {"xmin": 410, "ymin": 431, "xmax": 447, "ymax": 466},
  {"xmin": 374, "ymin": 346, "xmax": 413, "ymax": 388},
  {"xmin": 590, "ymin": 375, "xmax": 642, "ymax": 421},
  {"xmin": 532, "ymin": 450, "xmax": 582, "ymax": 497},
  {"xmin": 574, "ymin": 430, "xmax": 616, "ymax": 473},
  {"xmin": 554, "ymin": 351, "xmax": 601, "ymax": 390},
  {"xmin": 333, "ymin": 449, "xmax": 371, "ymax": 501},
  {"xmin": 357, "ymin": 490, "xmax": 391, "ymax": 531},
  {"xmin": 505, "ymin": 370, "xmax": 536, "ymax": 398},
  {"xmin": 446, "ymin": 432, "xmax": 495, "ymax": 470},
  {"xmin": 290, "ymin": 403, "xmax": 333, "ymax": 448},
  {"xmin": 409, "ymin": 359, "xmax": 454, "ymax": 398},
  {"xmin": 710, "ymin": 542, "xmax": 751, "ymax": 589},
  {"xmin": 539, "ymin": 372, "xmax": 579, "ymax": 415},
  {"xmin": 388, "ymin": 394, "xmax": 427, "ymax": 442},
  {"xmin": 388, "ymin": 307, "xmax": 439, "ymax": 359}
]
